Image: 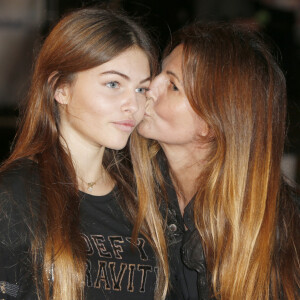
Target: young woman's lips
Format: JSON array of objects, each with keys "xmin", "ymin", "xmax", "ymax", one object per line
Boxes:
[{"xmin": 113, "ymin": 120, "xmax": 136, "ymax": 132}]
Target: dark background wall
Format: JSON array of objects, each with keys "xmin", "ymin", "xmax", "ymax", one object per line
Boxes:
[{"xmin": 1, "ymin": 0, "xmax": 299, "ymax": 182}]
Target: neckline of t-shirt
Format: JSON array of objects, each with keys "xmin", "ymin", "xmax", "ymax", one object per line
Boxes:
[
  {"xmin": 20, "ymin": 158, "xmax": 117, "ymax": 203},
  {"xmin": 80, "ymin": 185, "xmax": 117, "ymax": 203}
]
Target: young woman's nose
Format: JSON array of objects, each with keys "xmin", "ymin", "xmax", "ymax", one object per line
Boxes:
[{"xmin": 121, "ymin": 90, "xmax": 139, "ymax": 114}]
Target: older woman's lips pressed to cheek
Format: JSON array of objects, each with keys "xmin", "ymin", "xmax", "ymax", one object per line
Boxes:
[{"xmin": 112, "ymin": 120, "xmax": 136, "ymax": 132}]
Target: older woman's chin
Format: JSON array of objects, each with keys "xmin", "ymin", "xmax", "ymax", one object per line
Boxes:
[{"xmin": 137, "ymin": 120, "xmax": 153, "ymax": 139}]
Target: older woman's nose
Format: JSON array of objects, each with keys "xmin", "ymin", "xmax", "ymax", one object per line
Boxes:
[{"xmin": 147, "ymin": 74, "xmax": 168, "ymax": 102}]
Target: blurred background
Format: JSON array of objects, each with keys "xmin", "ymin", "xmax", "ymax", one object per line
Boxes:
[{"xmin": 0, "ymin": 0, "xmax": 300, "ymax": 183}]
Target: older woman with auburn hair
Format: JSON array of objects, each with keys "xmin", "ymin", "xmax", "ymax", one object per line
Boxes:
[{"xmin": 134, "ymin": 22, "xmax": 300, "ymax": 299}]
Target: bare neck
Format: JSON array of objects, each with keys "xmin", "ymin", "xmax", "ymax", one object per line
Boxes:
[
  {"xmin": 59, "ymin": 131, "xmax": 114, "ymax": 196},
  {"xmin": 161, "ymin": 142, "xmax": 209, "ymax": 214}
]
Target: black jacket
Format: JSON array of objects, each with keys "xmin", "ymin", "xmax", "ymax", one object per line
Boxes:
[
  {"xmin": 160, "ymin": 163, "xmax": 300, "ymax": 300},
  {"xmin": 159, "ymin": 165, "xmax": 210, "ymax": 300}
]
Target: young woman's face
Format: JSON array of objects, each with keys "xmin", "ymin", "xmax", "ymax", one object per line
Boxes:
[
  {"xmin": 56, "ymin": 47, "xmax": 150, "ymax": 150},
  {"xmin": 138, "ymin": 45, "xmax": 208, "ymax": 147}
]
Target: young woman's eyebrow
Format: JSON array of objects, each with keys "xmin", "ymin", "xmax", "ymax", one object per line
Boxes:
[
  {"xmin": 100, "ymin": 71, "xmax": 150, "ymax": 84},
  {"xmin": 100, "ymin": 70, "xmax": 130, "ymax": 80},
  {"xmin": 140, "ymin": 77, "xmax": 150, "ymax": 84}
]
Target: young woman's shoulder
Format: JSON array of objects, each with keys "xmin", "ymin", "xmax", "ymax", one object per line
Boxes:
[
  {"xmin": 0, "ymin": 159, "xmax": 40, "ymax": 299},
  {"xmin": 0, "ymin": 158, "xmax": 40, "ymax": 245},
  {"xmin": 0, "ymin": 158, "xmax": 39, "ymax": 189}
]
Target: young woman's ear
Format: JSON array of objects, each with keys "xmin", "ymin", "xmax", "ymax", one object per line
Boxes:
[
  {"xmin": 54, "ymin": 85, "xmax": 70, "ymax": 105},
  {"xmin": 48, "ymin": 71, "xmax": 71, "ymax": 105}
]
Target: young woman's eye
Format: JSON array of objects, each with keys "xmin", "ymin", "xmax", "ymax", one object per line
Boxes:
[
  {"xmin": 171, "ymin": 81, "xmax": 179, "ymax": 91},
  {"xmin": 106, "ymin": 81, "xmax": 120, "ymax": 89},
  {"xmin": 135, "ymin": 87, "xmax": 149, "ymax": 94}
]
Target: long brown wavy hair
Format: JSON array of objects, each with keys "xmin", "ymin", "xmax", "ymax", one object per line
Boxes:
[
  {"xmin": 133, "ymin": 23, "xmax": 300, "ymax": 299},
  {"xmin": 0, "ymin": 8, "xmax": 168, "ymax": 300}
]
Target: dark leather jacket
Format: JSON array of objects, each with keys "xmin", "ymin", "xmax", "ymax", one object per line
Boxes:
[
  {"xmin": 161, "ymin": 169, "xmax": 300, "ymax": 300},
  {"xmin": 160, "ymin": 172, "xmax": 210, "ymax": 300}
]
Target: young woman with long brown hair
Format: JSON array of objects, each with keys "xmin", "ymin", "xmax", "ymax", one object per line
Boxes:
[
  {"xmin": 134, "ymin": 23, "xmax": 300, "ymax": 299},
  {"xmin": 0, "ymin": 8, "xmax": 168, "ymax": 300}
]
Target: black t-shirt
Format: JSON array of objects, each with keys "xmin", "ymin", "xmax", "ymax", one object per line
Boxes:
[
  {"xmin": 0, "ymin": 160, "xmax": 157, "ymax": 299},
  {"xmin": 80, "ymin": 190, "xmax": 157, "ymax": 299}
]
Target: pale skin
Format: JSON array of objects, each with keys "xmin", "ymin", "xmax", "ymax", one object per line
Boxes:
[
  {"xmin": 138, "ymin": 45, "xmax": 210, "ymax": 214},
  {"xmin": 161, "ymin": 144, "xmax": 208, "ymax": 214},
  {"xmin": 54, "ymin": 47, "xmax": 150, "ymax": 195}
]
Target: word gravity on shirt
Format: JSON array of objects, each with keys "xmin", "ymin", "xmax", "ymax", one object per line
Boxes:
[{"xmin": 82, "ymin": 234, "xmax": 158, "ymax": 293}]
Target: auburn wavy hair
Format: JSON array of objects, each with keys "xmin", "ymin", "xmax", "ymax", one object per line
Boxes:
[
  {"xmin": 133, "ymin": 23, "xmax": 300, "ymax": 299},
  {"xmin": 1, "ymin": 8, "xmax": 168, "ymax": 300}
]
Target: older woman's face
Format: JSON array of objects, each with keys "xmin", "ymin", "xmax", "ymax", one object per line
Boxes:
[{"xmin": 138, "ymin": 45, "xmax": 208, "ymax": 146}]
